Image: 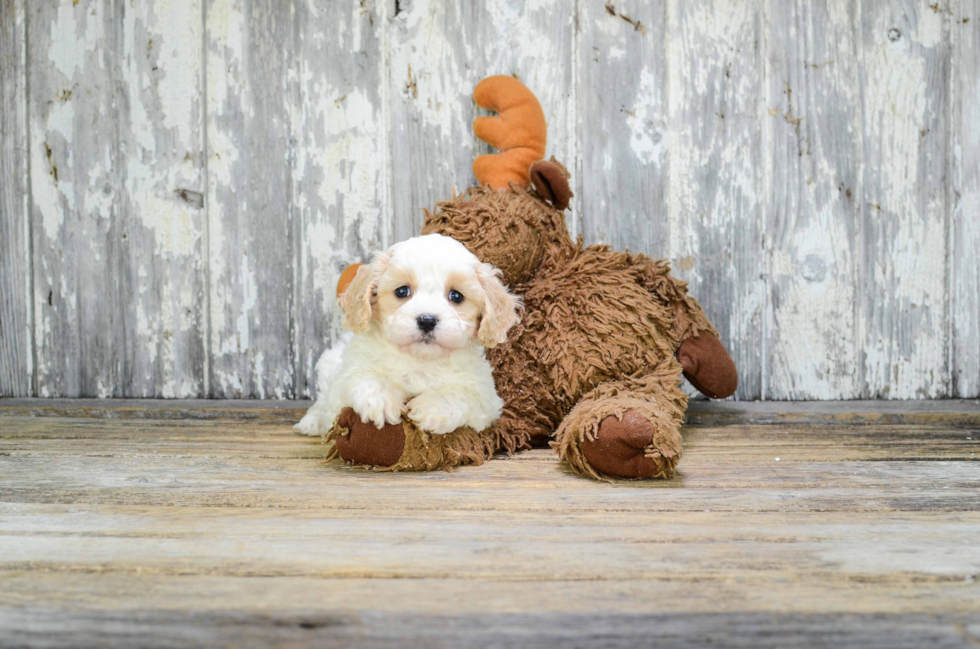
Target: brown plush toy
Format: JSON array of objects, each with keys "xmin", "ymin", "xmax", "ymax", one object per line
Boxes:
[{"xmin": 325, "ymin": 76, "xmax": 738, "ymax": 480}]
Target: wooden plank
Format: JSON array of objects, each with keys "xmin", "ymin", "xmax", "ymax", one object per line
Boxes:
[
  {"xmin": 578, "ymin": 0, "xmax": 669, "ymax": 253},
  {"xmin": 2, "ymin": 575, "xmax": 979, "ymax": 619},
  {"xmin": 950, "ymin": 0, "xmax": 980, "ymax": 397},
  {"xmin": 123, "ymin": 0, "xmax": 208, "ymax": 398},
  {"xmin": 666, "ymin": 0, "xmax": 767, "ymax": 400},
  {"xmin": 4, "ymin": 398, "xmax": 980, "ymax": 426},
  {"xmin": 1, "ymin": 419, "xmax": 978, "ymax": 511},
  {"xmin": 2, "ymin": 607, "xmax": 976, "ymax": 649},
  {"xmin": 386, "ymin": 0, "xmax": 576, "ymax": 242},
  {"xmin": 290, "ymin": 0, "xmax": 387, "ymax": 398},
  {"xmin": 765, "ymin": 0, "xmax": 862, "ymax": 399},
  {"xmin": 2, "ymin": 505, "xmax": 979, "ymax": 580},
  {"xmin": 683, "ymin": 398, "xmax": 980, "ymax": 426},
  {"xmin": 25, "ymin": 0, "xmax": 94, "ymax": 397},
  {"xmin": 2, "ymin": 416, "xmax": 978, "ymax": 463},
  {"xmin": 1, "ymin": 456, "xmax": 979, "ymax": 511},
  {"xmin": 205, "ymin": 0, "xmax": 294, "ymax": 398},
  {"xmin": 0, "ymin": 0, "xmax": 31, "ymax": 397},
  {"xmin": 0, "ymin": 398, "xmax": 311, "ymax": 421},
  {"xmin": 28, "ymin": 0, "xmax": 207, "ymax": 398},
  {"xmin": 2, "ymin": 419, "xmax": 977, "ymax": 470},
  {"xmin": 858, "ymin": 0, "xmax": 950, "ymax": 398}
]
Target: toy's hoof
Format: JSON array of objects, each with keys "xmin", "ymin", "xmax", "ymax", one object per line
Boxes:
[
  {"xmin": 581, "ymin": 410, "xmax": 676, "ymax": 479},
  {"xmin": 677, "ymin": 333, "xmax": 738, "ymax": 399},
  {"xmin": 334, "ymin": 408, "xmax": 405, "ymax": 467}
]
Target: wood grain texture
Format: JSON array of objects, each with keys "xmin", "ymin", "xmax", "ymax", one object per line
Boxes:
[
  {"xmin": 205, "ymin": 0, "xmax": 295, "ymax": 398},
  {"xmin": 3, "ymin": 609, "xmax": 977, "ymax": 649},
  {"xmin": 0, "ymin": 407, "xmax": 979, "ymax": 647},
  {"xmin": 386, "ymin": 0, "xmax": 577, "ymax": 242},
  {"xmin": 765, "ymin": 0, "xmax": 862, "ymax": 400},
  {"xmin": 667, "ymin": 0, "xmax": 767, "ymax": 400},
  {"xmin": 578, "ymin": 0, "xmax": 669, "ymax": 254},
  {"xmin": 28, "ymin": 0, "xmax": 206, "ymax": 398},
  {"xmin": 5, "ymin": 397, "xmax": 980, "ymax": 425},
  {"xmin": 858, "ymin": 0, "xmax": 950, "ymax": 398},
  {"xmin": 0, "ymin": 0, "xmax": 31, "ymax": 397},
  {"xmin": 950, "ymin": 0, "xmax": 980, "ymax": 398},
  {"xmin": 290, "ymin": 0, "xmax": 388, "ymax": 399}
]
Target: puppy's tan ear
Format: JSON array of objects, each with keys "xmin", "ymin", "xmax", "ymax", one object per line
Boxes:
[
  {"xmin": 340, "ymin": 250, "xmax": 390, "ymax": 332},
  {"xmin": 476, "ymin": 263, "xmax": 522, "ymax": 347}
]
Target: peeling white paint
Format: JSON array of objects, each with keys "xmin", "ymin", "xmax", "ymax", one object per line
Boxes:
[
  {"xmin": 667, "ymin": 0, "xmax": 766, "ymax": 399},
  {"xmin": 916, "ymin": 5, "xmax": 944, "ymax": 48},
  {"xmin": 388, "ymin": 1, "xmax": 470, "ymax": 163},
  {"xmin": 48, "ymin": 1, "xmax": 103, "ymax": 79},
  {"xmin": 859, "ymin": 2, "xmax": 949, "ymax": 398},
  {"xmin": 31, "ymin": 123, "xmax": 69, "ymax": 242},
  {"xmin": 141, "ymin": 198, "xmax": 200, "ymax": 259},
  {"xmin": 9, "ymin": 0, "xmax": 977, "ymax": 401},
  {"xmin": 151, "ymin": 0, "xmax": 203, "ymax": 135},
  {"xmin": 23, "ymin": 0, "xmax": 207, "ymax": 398},
  {"xmin": 764, "ymin": 1, "xmax": 863, "ymax": 401},
  {"xmin": 626, "ymin": 67, "xmax": 664, "ymax": 165}
]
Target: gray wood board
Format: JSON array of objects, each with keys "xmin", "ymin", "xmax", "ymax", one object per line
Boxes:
[
  {"xmin": 27, "ymin": 0, "xmax": 207, "ymax": 398},
  {"xmin": 205, "ymin": 0, "xmax": 294, "ymax": 398},
  {"xmin": 667, "ymin": 0, "xmax": 767, "ymax": 400},
  {"xmin": 858, "ymin": 0, "xmax": 950, "ymax": 398},
  {"xmin": 290, "ymin": 0, "xmax": 388, "ymax": 399},
  {"xmin": 578, "ymin": 0, "xmax": 669, "ymax": 253},
  {"xmin": 3, "ymin": 397, "xmax": 980, "ymax": 426},
  {"xmin": 2, "ymin": 609, "xmax": 978, "ymax": 649},
  {"xmin": 766, "ymin": 0, "xmax": 862, "ymax": 400},
  {"xmin": 951, "ymin": 0, "xmax": 979, "ymax": 397},
  {"xmin": 0, "ymin": 0, "xmax": 31, "ymax": 397}
]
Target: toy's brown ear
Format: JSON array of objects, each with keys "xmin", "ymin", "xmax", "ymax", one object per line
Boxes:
[
  {"xmin": 336, "ymin": 263, "xmax": 363, "ymax": 297},
  {"xmin": 529, "ymin": 160, "xmax": 572, "ymax": 210}
]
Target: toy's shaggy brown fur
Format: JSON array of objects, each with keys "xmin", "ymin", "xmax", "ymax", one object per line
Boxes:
[
  {"xmin": 327, "ymin": 76, "xmax": 737, "ymax": 480},
  {"xmin": 420, "ymin": 184, "xmax": 717, "ymax": 479}
]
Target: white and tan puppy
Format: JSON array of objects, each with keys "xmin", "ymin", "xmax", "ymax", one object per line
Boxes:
[{"xmin": 295, "ymin": 234, "xmax": 520, "ymax": 437}]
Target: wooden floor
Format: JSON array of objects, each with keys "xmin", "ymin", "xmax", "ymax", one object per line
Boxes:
[{"xmin": 1, "ymin": 400, "xmax": 979, "ymax": 648}]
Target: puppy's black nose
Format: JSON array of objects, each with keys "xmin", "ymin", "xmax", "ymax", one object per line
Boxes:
[{"xmin": 416, "ymin": 314, "xmax": 438, "ymax": 333}]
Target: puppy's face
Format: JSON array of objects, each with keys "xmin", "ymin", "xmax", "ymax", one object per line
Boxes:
[{"xmin": 340, "ymin": 234, "xmax": 520, "ymax": 360}]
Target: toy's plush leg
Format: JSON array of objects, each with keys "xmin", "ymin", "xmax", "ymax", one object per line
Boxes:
[
  {"xmin": 636, "ymin": 260, "xmax": 738, "ymax": 399},
  {"xmin": 325, "ymin": 408, "xmax": 497, "ymax": 472},
  {"xmin": 553, "ymin": 358, "xmax": 687, "ymax": 481}
]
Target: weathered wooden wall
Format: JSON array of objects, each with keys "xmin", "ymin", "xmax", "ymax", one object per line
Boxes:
[{"xmin": 0, "ymin": 0, "xmax": 977, "ymax": 400}]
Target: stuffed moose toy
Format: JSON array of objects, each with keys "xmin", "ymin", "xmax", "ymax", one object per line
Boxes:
[{"xmin": 325, "ymin": 76, "xmax": 738, "ymax": 480}]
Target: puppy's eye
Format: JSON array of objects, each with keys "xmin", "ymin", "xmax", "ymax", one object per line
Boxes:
[
  {"xmin": 448, "ymin": 290, "xmax": 464, "ymax": 304},
  {"xmin": 394, "ymin": 286, "xmax": 411, "ymax": 299}
]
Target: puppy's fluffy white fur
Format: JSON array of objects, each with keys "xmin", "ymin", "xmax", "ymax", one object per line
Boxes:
[{"xmin": 295, "ymin": 234, "xmax": 520, "ymax": 437}]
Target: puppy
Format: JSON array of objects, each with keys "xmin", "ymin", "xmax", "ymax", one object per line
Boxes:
[{"xmin": 295, "ymin": 234, "xmax": 521, "ymax": 437}]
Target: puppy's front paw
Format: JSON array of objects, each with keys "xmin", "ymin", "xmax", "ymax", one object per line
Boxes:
[
  {"xmin": 407, "ymin": 393, "xmax": 465, "ymax": 436},
  {"xmin": 349, "ymin": 382, "xmax": 403, "ymax": 430},
  {"xmin": 294, "ymin": 409, "xmax": 330, "ymax": 436}
]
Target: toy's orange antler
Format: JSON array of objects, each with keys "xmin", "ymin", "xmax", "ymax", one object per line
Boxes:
[{"xmin": 472, "ymin": 76, "xmax": 546, "ymax": 190}]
